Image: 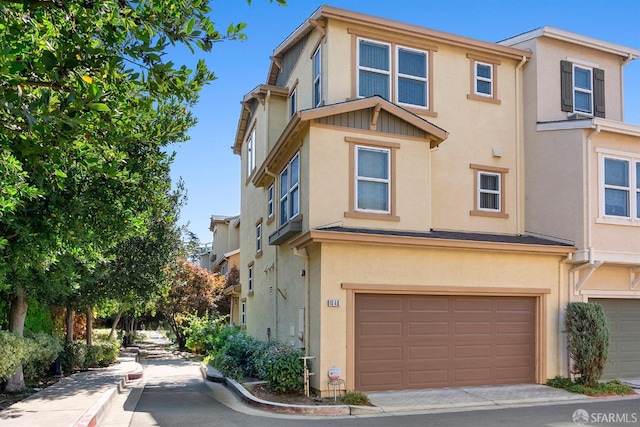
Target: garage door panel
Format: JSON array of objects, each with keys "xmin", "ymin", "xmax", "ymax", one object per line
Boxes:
[
  {"xmin": 408, "ymin": 345, "xmax": 448, "ymax": 360},
  {"xmin": 359, "ymin": 296, "xmax": 403, "ymax": 312},
  {"xmin": 454, "ymin": 321, "xmax": 491, "ymax": 335},
  {"xmin": 408, "ymin": 297, "xmax": 449, "ymax": 312},
  {"xmin": 408, "ymin": 321, "xmax": 449, "ymax": 336},
  {"xmin": 360, "ymin": 322, "xmax": 403, "ymax": 336},
  {"xmin": 355, "ymin": 294, "xmax": 536, "ymax": 391}
]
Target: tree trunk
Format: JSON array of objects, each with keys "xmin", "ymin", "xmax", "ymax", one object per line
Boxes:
[
  {"xmin": 66, "ymin": 308, "xmax": 75, "ymax": 343},
  {"xmin": 85, "ymin": 307, "xmax": 93, "ymax": 347},
  {"xmin": 5, "ymin": 287, "xmax": 28, "ymax": 392},
  {"xmin": 108, "ymin": 311, "xmax": 123, "ymax": 340}
]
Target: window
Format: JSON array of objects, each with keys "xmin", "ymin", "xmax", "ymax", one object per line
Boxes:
[
  {"xmin": 267, "ymin": 185, "xmax": 274, "ymax": 219},
  {"xmin": 467, "ymin": 54, "xmax": 500, "ymax": 104},
  {"xmin": 289, "ymin": 88, "xmax": 297, "ymax": 117},
  {"xmin": 396, "ymin": 47, "xmax": 428, "ymax": 107},
  {"xmin": 248, "ymin": 263, "xmax": 254, "ymax": 293},
  {"xmin": 256, "ymin": 222, "xmax": 262, "ymax": 254},
  {"xmin": 357, "ymin": 38, "xmax": 430, "ymax": 109},
  {"xmin": 279, "ymin": 153, "xmax": 300, "ymax": 226},
  {"xmin": 469, "ymin": 164, "xmax": 509, "ymax": 218},
  {"xmin": 561, "ymin": 60, "xmax": 605, "ymax": 117},
  {"xmin": 246, "ymin": 128, "xmax": 256, "ymax": 178},
  {"xmin": 573, "ymin": 65, "xmax": 592, "ymax": 114},
  {"xmin": 313, "ymin": 46, "xmax": 321, "ymax": 107},
  {"xmin": 241, "ymin": 300, "xmax": 246, "ymax": 325},
  {"xmin": 475, "ymin": 62, "xmax": 493, "ymax": 96},
  {"xmin": 356, "ymin": 146, "xmax": 390, "ymax": 213},
  {"xmin": 221, "ymin": 261, "xmax": 228, "ymax": 276},
  {"xmin": 602, "ymin": 156, "xmax": 640, "ymax": 219},
  {"xmin": 478, "ymin": 172, "xmax": 501, "ymax": 211},
  {"xmin": 357, "ymin": 39, "xmax": 391, "ymax": 100}
]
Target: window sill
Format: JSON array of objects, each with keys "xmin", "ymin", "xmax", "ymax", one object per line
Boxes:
[
  {"xmin": 266, "ymin": 215, "xmax": 275, "ymax": 226},
  {"xmin": 344, "ymin": 211, "xmax": 400, "ymax": 221},
  {"xmin": 596, "ymin": 217, "xmax": 640, "ymax": 227},
  {"xmin": 247, "ymin": 290, "xmax": 254, "ymax": 297},
  {"xmin": 467, "ymin": 94, "xmax": 501, "ymax": 105},
  {"xmin": 401, "ymin": 105, "xmax": 438, "ymax": 118},
  {"xmin": 255, "ymin": 250, "xmax": 263, "ymax": 258},
  {"xmin": 470, "ymin": 210, "xmax": 509, "ymax": 219}
]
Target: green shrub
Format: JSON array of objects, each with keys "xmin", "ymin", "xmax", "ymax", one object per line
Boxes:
[
  {"xmin": 185, "ymin": 314, "xmax": 226, "ymax": 354},
  {"xmin": 96, "ymin": 340, "xmax": 119, "ymax": 367},
  {"xmin": 548, "ymin": 376, "xmax": 633, "ymax": 396},
  {"xmin": 343, "ymin": 391, "xmax": 371, "ymax": 406},
  {"xmin": 24, "ymin": 299, "xmax": 55, "ymax": 334},
  {"xmin": 210, "ymin": 331, "xmax": 261, "ymax": 380},
  {"xmin": 564, "ymin": 302, "xmax": 609, "ymax": 387},
  {"xmin": 23, "ymin": 332, "xmax": 63, "ymax": 380},
  {"xmin": 254, "ymin": 342, "xmax": 304, "ymax": 393},
  {"xmin": 60, "ymin": 341, "xmax": 87, "ymax": 373},
  {"xmin": 0, "ymin": 330, "xmax": 30, "ymax": 381}
]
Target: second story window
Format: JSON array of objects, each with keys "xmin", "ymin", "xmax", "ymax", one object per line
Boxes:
[
  {"xmin": 248, "ymin": 263, "xmax": 254, "ymax": 293},
  {"xmin": 313, "ymin": 46, "xmax": 321, "ymax": 107},
  {"xmin": 469, "ymin": 164, "xmax": 509, "ymax": 218},
  {"xmin": 267, "ymin": 185, "xmax": 274, "ymax": 219},
  {"xmin": 256, "ymin": 221, "xmax": 262, "ymax": 254},
  {"xmin": 478, "ymin": 171, "xmax": 501, "ymax": 211},
  {"xmin": 246, "ymin": 128, "xmax": 256, "ymax": 178},
  {"xmin": 602, "ymin": 155, "xmax": 639, "ymax": 220},
  {"xmin": 279, "ymin": 153, "xmax": 300, "ymax": 226},
  {"xmin": 356, "ymin": 146, "xmax": 390, "ymax": 213}
]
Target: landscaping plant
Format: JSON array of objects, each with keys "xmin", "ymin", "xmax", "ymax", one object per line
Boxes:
[{"xmin": 564, "ymin": 302, "xmax": 609, "ymax": 387}]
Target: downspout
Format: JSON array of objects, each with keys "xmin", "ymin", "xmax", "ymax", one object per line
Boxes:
[
  {"xmin": 264, "ymin": 169, "xmax": 278, "ymax": 338},
  {"xmin": 585, "ymin": 125, "xmax": 600, "ymax": 264},
  {"xmin": 515, "ymin": 55, "xmax": 527, "ymax": 235},
  {"xmin": 292, "ymin": 247, "xmax": 310, "ymax": 356}
]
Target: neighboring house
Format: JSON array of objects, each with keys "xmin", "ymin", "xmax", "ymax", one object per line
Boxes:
[
  {"xmin": 209, "ymin": 215, "xmax": 242, "ymax": 324},
  {"xmin": 500, "ymin": 28, "xmax": 640, "ymax": 380},
  {"xmin": 232, "ymin": 6, "xmax": 585, "ymax": 396},
  {"xmin": 195, "ymin": 242, "xmax": 213, "ymax": 271}
]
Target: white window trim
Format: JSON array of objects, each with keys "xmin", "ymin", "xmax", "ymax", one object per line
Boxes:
[
  {"xmin": 356, "ymin": 38, "xmax": 391, "ymax": 101},
  {"xmin": 256, "ymin": 223, "xmax": 262, "ymax": 253},
  {"xmin": 477, "ymin": 171, "xmax": 501, "ymax": 212},
  {"xmin": 240, "ymin": 300, "xmax": 246, "ymax": 325},
  {"xmin": 474, "ymin": 61, "xmax": 493, "ymax": 97},
  {"xmin": 313, "ymin": 46, "xmax": 322, "ymax": 107},
  {"xmin": 597, "ymin": 150, "xmax": 639, "ymax": 225},
  {"xmin": 289, "ymin": 88, "xmax": 297, "ymax": 117},
  {"xmin": 573, "ymin": 64, "xmax": 593, "ymax": 115},
  {"xmin": 279, "ymin": 153, "xmax": 300, "ymax": 226},
  {"xmin": 246, "ymin": 128, "xmax": 256, "ymax": 179},
  {"xmin": 355, "ymin": 146, "xmax": 391, "ymax": 214},
  {"xmin": 248, "ymin": 264, "xmax": 254, "ymax": 293},
  {"xmin": 267, "ymin": 185, "xmax": 274, "ymax": 219},
  {"xmin": 396, "ymin": 45, "xmax": 429, "ymax": 109}
]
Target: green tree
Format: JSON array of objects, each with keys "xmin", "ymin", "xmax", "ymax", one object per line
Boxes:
[
  {"xmin": 564, "ymin": 302, "xmax": 609, "ymax": 387},
  {"xmin": 0, "ymin": 0, "xmax": 274, "ymax": 391}
]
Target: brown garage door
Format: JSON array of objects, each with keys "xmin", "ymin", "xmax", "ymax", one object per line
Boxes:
[
  {"xmin": 592, "ymin": 299, "xmax": 640, "ymax": 379},
  {"xmin": 355, "ymin": 294, "xmax": 536, "ymax": 391}
]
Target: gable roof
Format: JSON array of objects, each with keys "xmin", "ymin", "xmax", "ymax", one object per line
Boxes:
[
  {"xmin": 251, "ymin": 96, "xmax": 449, "ymax": 187},
  {"xmin": 499, "ymin": 26, "xmax": 640, "ymax": 61},
  {"xmin": 267, "ymin": 5, "xmax": 531, "ymax": 86}
]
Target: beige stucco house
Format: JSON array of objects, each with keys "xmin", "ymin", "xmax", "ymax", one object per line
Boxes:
[
  {"xmin": 231, "ymin": 6, "xmax": 638, "ymax": 395},
  {"xmin": 209, "ymin": 215, "xmax": 242, "ymax": 324},
  {"xmin": 501, "ymin": 27, "xmax": 640, "ymax": 380}
]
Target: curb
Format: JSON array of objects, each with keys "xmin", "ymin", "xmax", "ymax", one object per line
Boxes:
[
  {"xmin": 73, "ymin": 358, "xmax": 144, "ymax": 427},
  {"xmin": 201, "ymin": 365, "xmax": 354, "ymax": 416}
]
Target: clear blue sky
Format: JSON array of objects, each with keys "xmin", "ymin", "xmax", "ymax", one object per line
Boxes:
[{"xmin": 168, "ymin": 0, "xmax": 640, "ymax": 244}]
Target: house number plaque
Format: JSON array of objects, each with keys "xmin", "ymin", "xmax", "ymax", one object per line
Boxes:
[{"xmin": 327, "ymin": 299, "xmax": 340, "ymax": 307}]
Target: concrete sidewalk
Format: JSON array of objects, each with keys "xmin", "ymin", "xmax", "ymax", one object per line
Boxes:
[{"xmin": 0, "ymin": 355, "xmax": 142, "ymax": 427}]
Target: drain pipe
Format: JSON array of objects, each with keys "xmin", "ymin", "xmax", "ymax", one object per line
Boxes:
[
  {"xmin": 585, "ymin": 124, "xmax": 600, "ymax": 265},
  {"xmin": 515, "ymin": 55, "xmax": 527, "ymax": 234},
  {"xmin": 292, "ymin": 247, "xmax": 310, "ymax": 355}
]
